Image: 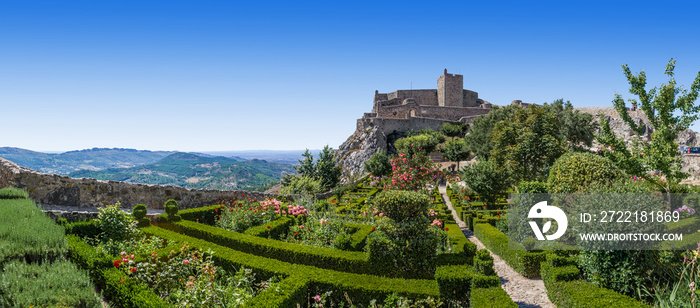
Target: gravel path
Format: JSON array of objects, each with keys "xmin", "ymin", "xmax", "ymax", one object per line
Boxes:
[{"xmin": 439, "ymin": 185, "xmax": 555, "ymax": 308}]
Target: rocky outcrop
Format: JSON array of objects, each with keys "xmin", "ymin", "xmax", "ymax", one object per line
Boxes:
[{"xmin": 336, "ymin": 120, "xmax": 387, "ymax": 179}]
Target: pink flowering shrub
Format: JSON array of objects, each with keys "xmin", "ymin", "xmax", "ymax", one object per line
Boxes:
[{"xmin": 384, "ymin": 145, "xmax": 442, "ymax": 192}]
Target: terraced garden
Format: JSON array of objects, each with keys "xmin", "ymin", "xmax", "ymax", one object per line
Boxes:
[{"xmin": 30, "ymin": 177, "xmax": 517, "ymax": 307}]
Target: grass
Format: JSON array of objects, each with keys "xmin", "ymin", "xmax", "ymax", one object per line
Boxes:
[
  {"xmin": 0, "ymin": 198, "xmax": 67, "ymax": 264},
  {"xmin": 0, "ymin": 259, "xmax": 102, "ymax": 308},
  {"xmin": 0, "ymin": 187, "xmax": 28, "ymax": 199}
]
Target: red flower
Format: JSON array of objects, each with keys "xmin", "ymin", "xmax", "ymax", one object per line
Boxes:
[
  {"xmin": 113, "ymin": 260, "xmax": 121, "ymax": 268},
  {"xmin": 372, "ymin": 227, "xmax": 375, "ymax": 231},
  {"xmin": 294, "ymin": 232, "xmax": 298, "ymax": 236},
  {"xmin": 307, "ymin": 228, "xmax": 310, "ymax": 231},
  {"xmin": 267, "ymin": 225, "xmax": 271, "ymax": 229},
  {"xmin": 239, "ymin": 204, "xmax": 242, "ymax": 207},
  {"xmin": 130, "ymin": 267, "xmax": 137, "ymax": 272},
  {"xmin": 445, "ymin": 228, "xmax": 449, "ymax": 231},
  {"xmin": 215, "ymin": 208, "xmax": 218, "ymax": 212},
  {"xmin": 230, "ymin": 208, "xmax": 233, "ymax": 212},
  {"xmin": 220, "ymin": 204, "xmax": 223, "ymax": 208}
]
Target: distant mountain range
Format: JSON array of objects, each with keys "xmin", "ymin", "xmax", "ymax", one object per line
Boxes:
[
  {"xmin": 0, "ymin": 147, "xmax": 298, "ymax": 191},
  {"xmin": 0, "ymin": 147, "xmax": 176, "ymax": 174},
  {"xmin": 68, "ymin": 152, "xmax": 294, "ymax": 191}
]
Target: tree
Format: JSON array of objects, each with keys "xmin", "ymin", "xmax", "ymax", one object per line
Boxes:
[
  {"xmin": 440, "ymin": 122, "xmax": 468, "ymax": 138},
  {"xmin": 542, "ymin": 99, "xmax": 597, "ymax": 149},
  {"xmin": 490, "ymin": 105, "xmax": 566, "ymax": 183},
  {"xmin": 315, "ymin": 145, "xmax": 342, "ymax": 190},
  {"xmin": 438, "ymin": 139, "xmax": 470, "ymax": 169},
  {"xmin": 597, "ymin": 58, "xmax": 700, "ymax": 196},
  {"xmin": 283, "ymin": 146, "xmax": 342, "ymax": 192},
  {"xmin": 394, "ymin": 133, "xmax": 441, "ymax": 154},
  {"xmin": 364, "ymin": 150, "xmax": 392, "ymax": 177},
  {"xmin": 460, "ymin": 160, "xmax": 511, "ymax": 209},
  {"xmin": 294, "ymin": 149, "xmax": 315, "ymax": 177},
  {"xmin": 464, "ymin": 104, "xmax": 521, "ymax": 160}
]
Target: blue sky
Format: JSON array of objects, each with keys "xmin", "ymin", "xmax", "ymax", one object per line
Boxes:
[{"xmin": 2, "ymin": 1, "xmax": 700, "ymax": 152}]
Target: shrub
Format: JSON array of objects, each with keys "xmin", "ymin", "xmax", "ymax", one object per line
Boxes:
[
  {"xmin": 394, "ymin": 134, "xmax": 442, "ymax": 154},
  {"xmin": 544, "ymin": 279, "xmax": 650, "ymax": 308},
  {"xmin": 384, "ymin": 146, "xmax": 442, "ymax": 191},
  {"xmin": 474, "ymin": 250, "xmax": 495, "ymax": 276},
  {"xmin": 548, "ymin": 152, "xmax": 622, "ymax": 193},
  {"xmin": 364, "ymin": 150, "xmax": 392, "ymax": 177},
  {"xmin": 0, "ymin": 198, "xmax": 67, "ymax": 264},
  {"xmin": 0, "ymin": 260, "xmax": 101, "ymax": 308},
  {"xmin": 516, "ymin": 181, "xmax": 550, "ymax": 193},
  {"xmin": 469, "ymin": 286, "xmax": 518, "ymax": 308},
  {"xmin": 373, "ymin": 190, "xmax": 430, "ymax": 222},
  {"xmin": 435, "ymin": 265, "xmax": 473, "ymax": 304},
  {"xmin": 64, "ymin": 220, "xmax": 101, "ymax": 238},
  {"xmin": 96, "ymin": 203, "xmax": 139, "ymax": 241},
  {"xmin": 367, "ymin": 190, "xmax": 446, "ymax": 278},
  {"xmin": 165, "ymin": 199, "xmax": 178, "ymax": 215},
  {"xmin": 577, "ymin": 250, "xmax": 657, "ymax": 297},
  {"xmin": 132, "ymin": 204, "xmax": 150, "ymax": 227},
  {"xmin": 280, "ymin": 175, "xmax": 323, "ymax": 195},
  {"xmin": 179, "ymin": 204, "xmax": 219, "ymax": 224},
  {"xmin": 0, "ymin": 187, "xmax": 28, "ymax": 199}
]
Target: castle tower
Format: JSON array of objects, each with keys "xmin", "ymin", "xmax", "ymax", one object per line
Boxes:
[{"xmin": 437, "ymin": 69, "xmax": 463, "ymax": 107}]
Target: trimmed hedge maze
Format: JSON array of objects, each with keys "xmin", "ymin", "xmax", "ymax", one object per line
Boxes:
[{"xmin": 64, "ymin": 200, "xmax": 518, "ymax": 307}]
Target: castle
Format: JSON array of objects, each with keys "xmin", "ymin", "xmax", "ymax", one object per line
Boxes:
[
  {"xmin": 368, "ymin": 69, "xmax": 492, "ymax": 123},
  {"xmin": 336, "ymin": 70, "xmax": 494, "ymax": 177}
]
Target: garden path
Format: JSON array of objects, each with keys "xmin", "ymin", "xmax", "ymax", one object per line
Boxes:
[{"xmin": 439, "ymin": 185, "xmax": 555, "ymax": 308}]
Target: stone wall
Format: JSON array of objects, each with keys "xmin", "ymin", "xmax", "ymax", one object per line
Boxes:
[
  {"xmin": 0, "ymin": 157, "xmax": 279, "ymax": 210},
  {"xmin": 385, "ymin": 89, "xmax": 438, "ymax": 106},
  {"xmin": 463, "ymin": 90, "xmax": 479, "ymax": 107},
  {"xmin": 375, "ymin": 104, "xmax": 491, "ymax": 121}
]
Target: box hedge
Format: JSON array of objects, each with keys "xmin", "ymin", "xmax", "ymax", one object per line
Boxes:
[
  {"xmin": 162, "ymin": 220, "xmax": 470, "ymax": 278},
  {"xmin": 469, "ymin": 287, "xmax": 518, "ymax": 308},
  {"xmin": 473, "ymin": 223, "xmax": 546, "ymax": 278},
  {"xmin": 142, "ymin": 225, "xmax": 441, "ymax": 306},
  {"xmin": 160, "ymin": 220, "xmax": 374, "ymax": 275},
  {"xmin": 540, "ymin": 253, "xmax": 650, "ymax": 308},
  {"xmin": 244, "ymin": 216, "xmax": 293, "ymax": 239}
]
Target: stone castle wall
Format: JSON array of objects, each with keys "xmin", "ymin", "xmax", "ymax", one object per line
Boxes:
[
  {"xmin": 374, "ymin": 104, "xmax": 491, "ymax": 121},
  {"xmin": 0, "ymin": 157, "xmax": 278, "ymax": 210},
  {"xmin": 386, "ymin": 89, "xmax": 438, "ymax": 106}
]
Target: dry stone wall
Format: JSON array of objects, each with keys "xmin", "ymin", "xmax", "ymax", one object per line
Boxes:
[{"xmin": 0, "ymin": 157, "xmax": 278, "ymax": 209}]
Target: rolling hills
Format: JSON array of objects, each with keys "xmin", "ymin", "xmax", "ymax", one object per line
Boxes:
[{"xmin": 68, "ymin": 152, "xmax": 294, "ymax": 191}]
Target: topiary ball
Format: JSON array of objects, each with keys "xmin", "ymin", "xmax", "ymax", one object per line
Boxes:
[
  {"xmin": 132, "ymin": 204, "xmax": 147, "ymax": 220},
  {"xmin": 164, "ymin": 199, "xmax": 179, "ymax": 216}
]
